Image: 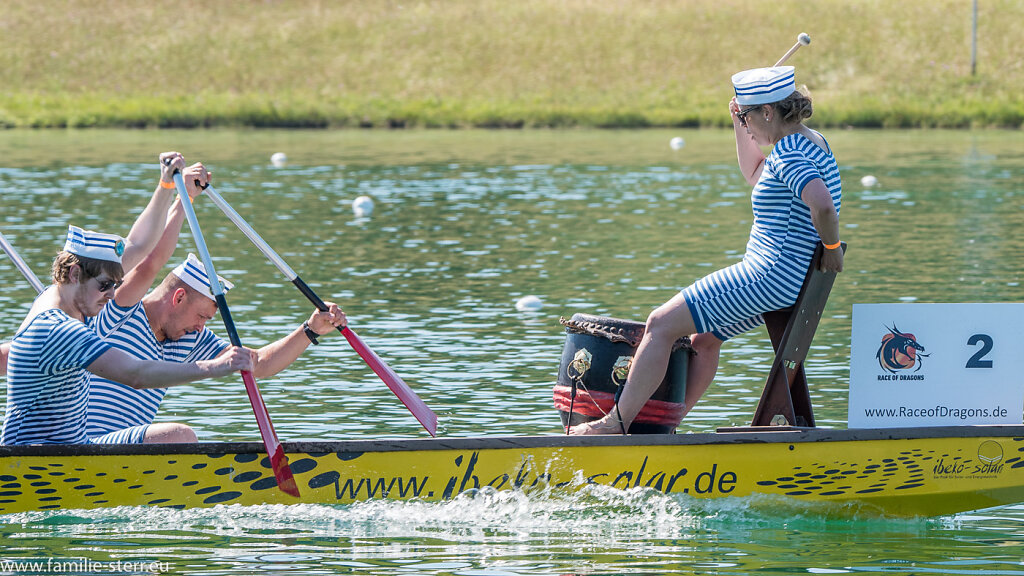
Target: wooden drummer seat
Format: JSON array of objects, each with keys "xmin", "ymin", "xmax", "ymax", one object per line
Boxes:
[{"xmin": 742, "ymin": 243, "xmax": 846, "ymax": 429}]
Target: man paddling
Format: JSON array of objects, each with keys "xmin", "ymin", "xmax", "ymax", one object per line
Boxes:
[
  {"xmin": 79, "ymin": 156, "xmax": 345, "ymax": 442},
  {"xmin": 1, "ymin": 153, "xmax": 346, "ymax": 443},
  {"xmin": 0, "ymin": 226, "xmax": 254, "ymax": 445},
  {"xmin": 85, "ymin": 252, "xmax": 346, "ymax": 442},
  {"xmin": 1, "ymin": 151, "xmax": 257, "ymax": 445}
]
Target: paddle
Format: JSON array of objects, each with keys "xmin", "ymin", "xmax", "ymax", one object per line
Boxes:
[
  {"xmin": 0, "ymin": 230, "xmax": 45, "ymax": 294},
  {"xmin": 201, "ymin": 184, "xmax": 438, "ymax": 436},
  {"xmin": 170, "ymin": 169, "xmax": 300, "ymax": 497}
]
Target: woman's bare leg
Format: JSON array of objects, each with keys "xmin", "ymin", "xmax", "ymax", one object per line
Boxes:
[
  {"xmin": 570, "ymin": 292, "xmax": 697, "ymax": 435},
  {"xmin": 681, "ymin": 332, "xmax": 724, "ymax": 418}
]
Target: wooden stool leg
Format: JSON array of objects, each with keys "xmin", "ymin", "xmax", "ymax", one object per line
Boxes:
[{"xmin": 753, "ymin": 310, "xmax": 800, "ymax": 426}]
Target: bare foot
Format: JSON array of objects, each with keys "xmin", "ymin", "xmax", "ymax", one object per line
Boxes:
[{"xmin": 568, "ymin": 415, "xmax": 625, "ymax": 435}]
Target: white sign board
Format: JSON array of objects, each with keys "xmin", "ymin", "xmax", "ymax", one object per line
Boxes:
[{"xmin": 848, "ymin": 303, "xmax": 1024, "ymax": 428}]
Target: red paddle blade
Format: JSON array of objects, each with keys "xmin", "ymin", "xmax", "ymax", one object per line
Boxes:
[
  {"xmin": 241, "ymin": 370, "xmax": 300, "ymax": 497},
  {"xmin": 269, "ymin": 445, "xmax": 300, "ymax": 497},
  {"xmin": 342, "ymin": 326, "xmax": 438, "ymax": 436}
]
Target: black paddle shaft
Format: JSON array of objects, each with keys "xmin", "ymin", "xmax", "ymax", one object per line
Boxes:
[
  {"xmin": 291, "ymin": 276, "xmax": 354, "ymax": 338},
  {"xmin": 291, "ymin": 277, "xmax": 327, "ymax": 311},
  {"xmin": 214, "ymin": 293, "xmax": 244, "ymax": 348}
]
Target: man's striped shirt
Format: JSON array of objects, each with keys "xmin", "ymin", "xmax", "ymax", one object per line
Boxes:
[
  {"xmin": 1, "ymin": 309, "xmax": 111, "ymax": 445},
  {"xmin": 85, "ymin": 301, "xmax": 228, "ymax": 435}
]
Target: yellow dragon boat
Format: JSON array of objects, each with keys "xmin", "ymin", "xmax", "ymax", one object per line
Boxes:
[
  {"xmin": 2, "ymin": 426, "xmax": 1023, "ymax": 517},
  {"xmin": 4, "ymin": 247, "xmax": 1020, "ymax": 518}
]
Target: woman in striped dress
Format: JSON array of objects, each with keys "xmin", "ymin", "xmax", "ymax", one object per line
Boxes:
[{"xmin": 571, "ymin": 66, "xmax": 843, "ymax": 435}]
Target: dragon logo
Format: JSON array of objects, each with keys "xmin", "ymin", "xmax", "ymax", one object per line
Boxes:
[{"xmin": 876, "ymin": 324, "xmax": 929, "ymax": 373}]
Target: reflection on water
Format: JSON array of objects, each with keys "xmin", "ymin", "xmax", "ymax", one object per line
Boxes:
[
  {"xmin": 3, "ymin": 490, "xmax": 1024, "ymax": 575},
  {"xmin": 1, "ymin": 129, "xmax": 1023, "ymax": 573}
]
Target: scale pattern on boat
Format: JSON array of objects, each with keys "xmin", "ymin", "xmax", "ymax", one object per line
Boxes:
[
  {"xmin": 2, "ymin": 432, "xmax": 1023, "ymax": 517},
  {"xmin": 0, "ymin": 451, "xmax": 355, "ymax": 513}
]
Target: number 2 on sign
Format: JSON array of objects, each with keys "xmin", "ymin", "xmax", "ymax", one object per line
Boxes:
[{"xmin": 966, "ymin": 334, "xmax": 994, "ymax": 368}]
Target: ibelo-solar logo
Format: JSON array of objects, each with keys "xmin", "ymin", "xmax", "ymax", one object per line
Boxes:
[
  {"xmin": 973, "ymin": 440, "xmax": 1006, "ymax": 476},
  {"xmin": 933, "ymin": 441, "xmax": 1005, "ymax": 479},
  {"xmin": 977, "ymin": 440, "xmax": 1004, "ymax": 466},
  {"xmin": 876, "ymin": 324, "xmax": 930, "ymax": 377}
]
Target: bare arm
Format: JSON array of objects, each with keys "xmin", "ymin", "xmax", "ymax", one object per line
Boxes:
[
  {"xmin": 801, "ymin": 178, "xmax": 844, "ymax": 273},
  {"xmin": 119, "ymin": 152, "xmax": 186, "ymax": 273},
  {"xmin": 87, "ymin": 345, "xmax": 253, "ymax": 389},
  {"xmin": 1, "ymin": 342, "xmax": 8, "ymax": 376},
  {"xmin": 251, "ymin": 327, "xmax": 316, "ymax": 380},
  {"xmin": 114, "ymin": 163, "xmax": 211, "ymax": 307},
  {"xmin": 730, "ymin": 98, "xmax": 765, "ymax": 186},
  {"xmin": 251, "ymin": 303, "xmax": 346, "ymax": 379}
]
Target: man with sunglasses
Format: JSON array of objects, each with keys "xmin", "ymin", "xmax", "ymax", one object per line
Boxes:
[
  {"xmin": 1, "ymin": 226, "xmax": 254, "ymax": 445},
  {"xmin": 0, "ymin": 151, "xmax": 205, "ymax": 376},
  {"xmin": 1, "ymin": 153, "xmax": 255, "ymax": 445}
]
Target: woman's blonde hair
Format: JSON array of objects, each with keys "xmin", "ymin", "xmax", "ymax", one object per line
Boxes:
[{"xmin": 773, "ymin": 89, "xmax": 813, "ymax": 124}]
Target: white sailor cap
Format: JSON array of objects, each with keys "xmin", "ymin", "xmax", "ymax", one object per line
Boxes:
[
  {"xmin": 63, "ymin": 225, "xmax": 125, "ymax": 264},
  {"xmin": 732, "ymin": 66, "xmax": 796, "ymax": 106},
  {"xmin": 171, "ymin": 253, "xmax": 234, "ymax": 301}
]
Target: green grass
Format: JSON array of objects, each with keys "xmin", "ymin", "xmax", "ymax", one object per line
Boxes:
[{"xmin": 1, "ymin": 0, "xmax": 1022, "ymax": 129}]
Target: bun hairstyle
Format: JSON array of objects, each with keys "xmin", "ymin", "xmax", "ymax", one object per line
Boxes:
[{"xmin": 773, "ymin": 88, "xmax": 813, "ymax": 124}]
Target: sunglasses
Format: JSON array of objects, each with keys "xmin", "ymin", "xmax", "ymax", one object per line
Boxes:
[
  {"xmin": 92, "ymin": 276, "xmax": 123, "ymax": 293},
  {"xmin": 736, "ymin": 105, "xmax": 762, "ymax": 128}
]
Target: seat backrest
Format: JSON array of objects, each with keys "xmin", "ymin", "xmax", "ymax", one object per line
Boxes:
[{"xmin": 750, "ymin": 243, "xmax": 846, "ymax": 427}]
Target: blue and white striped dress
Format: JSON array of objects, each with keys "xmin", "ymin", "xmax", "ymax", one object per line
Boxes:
[
  {"xmin": 86, "ymin": 301, "xmax": 228, "ymax": 438},
  {"xmin": 1, "ymin": 309, "xmax": 111, "ymax": 445},
  {"xmin": 682, "ymin": 132, "xmax": 842, "ymax": 340}
]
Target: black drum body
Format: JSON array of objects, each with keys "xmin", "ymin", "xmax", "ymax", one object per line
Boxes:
[{"xmin": 554, "ymin": 313, "xmax": 692, "ymax": 434}]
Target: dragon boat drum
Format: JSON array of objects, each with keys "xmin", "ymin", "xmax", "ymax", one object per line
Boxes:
[{"xmin": 554, "ymin": 313, "xmax": 693, "ymax": 434}]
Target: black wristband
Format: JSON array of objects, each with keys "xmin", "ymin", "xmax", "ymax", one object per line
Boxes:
[{"xmin": 302, "ymin": 321, "xmax": 320, "ymax": 345}]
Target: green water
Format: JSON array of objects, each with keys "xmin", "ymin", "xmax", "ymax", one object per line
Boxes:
[{"xmin": 1, "ymin": 128, "xmax": 1023, "ymax": 574}]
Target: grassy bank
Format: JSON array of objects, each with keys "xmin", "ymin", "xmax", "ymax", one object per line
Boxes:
[{"xmin": 2, "ymin": 0, "xmax": 1022, "ymax": 129}]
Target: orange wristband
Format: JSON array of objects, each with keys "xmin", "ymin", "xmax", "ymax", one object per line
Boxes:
[
  {"xmin": 822, "ymin": 240, "xmax": 842, "ymax": 250},
  {"xmin": 159, "ymin": 180, "xmax": 176, "ymax": 189}
]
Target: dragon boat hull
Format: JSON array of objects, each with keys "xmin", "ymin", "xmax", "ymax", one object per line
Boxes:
[{"xmin": 2, "ymin": 426, "xmax": 1023, "ymax": 517}]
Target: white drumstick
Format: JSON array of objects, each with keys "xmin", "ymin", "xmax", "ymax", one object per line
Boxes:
[{"xmin": 774, "ymin": 33, "xmax": 811, "ymax": 66}]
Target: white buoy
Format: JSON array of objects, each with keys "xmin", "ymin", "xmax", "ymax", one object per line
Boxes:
[
  {"xmin": 270, "ymin": 152, "xmax": 287, "ymax": 167},
  {"xmin": 515, "ymin": 295, "xmax": 543, "ymax": 312},
  {"xmin": 861, "ymin": 175, "xmax": 878, "ymax": 187},
  {"xmin": 670, "ymin": 136, "xmax": 685, "ymax": 150},
  {"xmin": 352, "ymin": 195, "xmax": 374, "ymax": 217}
]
